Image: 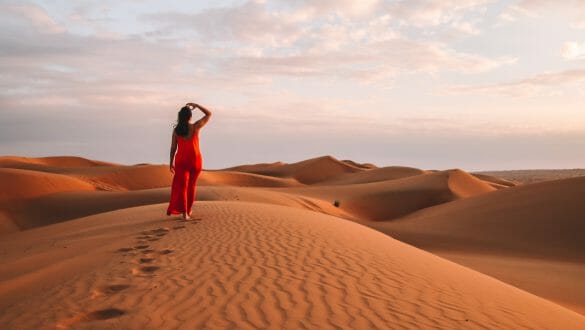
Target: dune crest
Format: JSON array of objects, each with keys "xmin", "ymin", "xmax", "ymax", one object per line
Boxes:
[
  {"xmin": 0, "ymin": 156, "xmax": 115, "ymax": 168},
  {"xmin": 226, "ymin": 155, "xmax": 364, "ymax": 184},
  {"xmin": 317, "ymin": 165, "xmax": 425, "ymax": 185}
]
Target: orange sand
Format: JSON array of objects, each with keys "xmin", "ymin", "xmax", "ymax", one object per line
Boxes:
[{"xmin": 0, "ymin": 155, "xmax": 583, "ymax": 328}]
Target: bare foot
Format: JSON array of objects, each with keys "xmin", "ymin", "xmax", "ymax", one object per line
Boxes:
[{"xmin": 182, "ymin": 213, "xmax": 192, "ymax": 220}]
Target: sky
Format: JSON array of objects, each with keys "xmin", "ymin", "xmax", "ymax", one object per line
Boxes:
[{"xmin": 0, "ymin": 0, "xmax": 584, "ymax": 170}]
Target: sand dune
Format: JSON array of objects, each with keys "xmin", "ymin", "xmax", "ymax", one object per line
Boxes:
[
  {"xmin": 199, "ymin": 170, "xmax": 303, "ymax": 187},
  {"xmin": 374, "ymin": 176, "xmax": 585, "ymax": 260},
  {"xmin": 477, "ymin": 169, "xmax": 585, "ymax": 184},
  {"xmin": 1, "ymin": 154, "xmax": 584, "ymax": 324},
  {"xmin": 0, "ymin": 159, "xmax": 307, "ymax": 233},
  {"xmin": 372, "ymin": 176, "xmax": 585, "ymax": 313},
  {"xmin": 316, "ymin": 165, "xmax": 425, "ymax": 185},
  {"xmin": 0, "ymin": 155, "xmax": 115, "ymax": 168},
  {"xmin": 0, "ymin": 168, "xmax": 96, "ymax": 201},
  {"xmin": 0, "ymin": 202, "xmax": 583, "ymax": 329},
  {"xmin": 0, "ymin": 156, "xmax": 170, "ymax": 191},
  {"xmin": 226, "ymin": 155, "xmax": 364, "ymax": 184},
  {"xmin": 283, "ymin": 169, "xmax": 496, "ymax": 221},
  {"xmin": 0, "ymin": 185, "xmax": 353, "ymax": 234}
]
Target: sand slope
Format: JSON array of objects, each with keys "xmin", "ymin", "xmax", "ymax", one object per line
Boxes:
[
  {"xmin": 199, "ymin": 170, "xmax": 303, "ymax": 187},
  {"xmin": 283, "ymin": 169, "xmax": 496, "ymax": 221},
  {"xmin": 0, "ymin": 202, "xmax": 583, "ymax": 329},
  {"xmin": 373, "ymin": 176, "xmax": 585, "ymax": 314},
  {"xmin": 374, "ymin": 176, "xmax": 585, "ymax": 260},
  {"xmin": 0, "ymin": 168, "xmax": 96, "ymax": 201}
]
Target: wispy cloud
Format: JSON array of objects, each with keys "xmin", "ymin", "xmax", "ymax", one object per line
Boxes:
[
  {"xmin": 383, "ymin": 0, "xmax": 492, "ymax": 27},
  {"xmin": 444, "ymin": 69, "xmax": 585, "ymax": 96}
]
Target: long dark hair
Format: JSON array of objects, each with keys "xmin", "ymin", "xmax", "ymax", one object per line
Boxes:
[{"xmin": 174, "ymin": 106, "xmax": 192, "ymax": 137}]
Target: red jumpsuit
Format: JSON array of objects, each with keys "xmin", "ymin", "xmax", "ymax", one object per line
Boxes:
[{"xmin": 167, "ymin": 129, "xmax": 202, "ymax": 216}]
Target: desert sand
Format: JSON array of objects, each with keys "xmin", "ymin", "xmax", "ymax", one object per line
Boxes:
[{"xmin": 0, "ymin": 155, "xmax": 584, "ymax": 328}]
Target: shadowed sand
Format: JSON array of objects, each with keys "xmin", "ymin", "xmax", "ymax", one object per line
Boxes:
[{"xmin": 1, "ymin": 155, "xmax": 584, "ymax": 327}]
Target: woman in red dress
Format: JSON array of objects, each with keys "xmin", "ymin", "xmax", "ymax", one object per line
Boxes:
[{"xmin": 167, "ymin": 102, "xmax": 212, "ymax": 220}]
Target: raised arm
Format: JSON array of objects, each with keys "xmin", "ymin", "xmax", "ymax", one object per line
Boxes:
[
  {"xmin": 187, "ymin": 102, "xmax": 212, "ymax": 129},
  {"xmin": 169, "ymin": 131, "xmax": 177, "ymax": 173}
]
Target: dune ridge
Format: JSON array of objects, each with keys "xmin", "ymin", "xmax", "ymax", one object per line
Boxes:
[
  {"xmin": 316, "ymin": 165, "xmax": 425, "ymax": 185},
  {"xmin": 1, "ymin": 202, "xmax": 583, "ymax": 329},
  {"xmin": 225, "ymin": 155, "xmax": 364, "ymax": 184},
  {"xmin": 0, "ymin": 156, "xmax": 115, "ymax": 168}
]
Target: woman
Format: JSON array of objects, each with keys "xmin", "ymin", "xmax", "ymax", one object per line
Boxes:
[{"xmin": 167, "ymin": 102, "xmax": 212, "ymax": 220}]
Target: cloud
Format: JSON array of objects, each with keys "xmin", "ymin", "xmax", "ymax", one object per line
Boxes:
[
  {"xmin": 383, "ymin": 0, "xmax": 492, "ymax": 28},
  {"xmin": 143, "ymin": 0, "xmax": 509, "ymax": 83},
  {"xmin": 498, "ymin": 0, "xmax": 585, "ymax": 28},
  {"xmin": 0, "ymin": 3, "xmax": 65, "ymax": 34},
  {"xmin": 4, "ymin": 0, "xmax": 581, "ymax": 169},
  {"xmin": 562, "ymin": 41, "xmax": 585, "ymax": 60},
  {"xmin": 444, "ymin": 69, "xmax": 585, "ymax": 96}
]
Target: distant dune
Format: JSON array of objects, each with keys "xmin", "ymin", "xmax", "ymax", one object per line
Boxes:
[
  {"xmin": 224, "ymin": 155, "xmax": 363, "ymax": 184},
  {"xmin": 0, "ymin": 155, "xmax": 584, "ymax": 327},
  {"xmin": 476, "ymin": 169, "xmax": 585, "ymax": 184}
]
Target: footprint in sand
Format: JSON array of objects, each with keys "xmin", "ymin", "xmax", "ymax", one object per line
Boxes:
[
  {"xmin": 91, "ymin": 284, "xmax": 131, "ymax": 299},
  {"xmin": 132, "ymin": 265, "xmax": 159, "ymax": 276},
  {"xmin": 176, "ymin": 218, "xmax": 201, "ymax": 224},
  {"xmin": 104, "ymin": 284, "xmax": 131, "ymax": 294},
  {"xmin": 159, "ymin": 249, "xmax": 174, "ymax": 255},
  {"xmin": 139, "ymin": 258, "xmax": 155, "ymax": 264},
  {"xmin": 116, "ymin": 247, "xmax": 133, "ymax": 253},
  {"xmin": 133, "ymin": 266, "xmax": 160, "ymax": 274},
  {"xmin": 134, "ymin": 245, "xmax": 149, "ymax": 250},
  {"xmin": 59, "ymin": 308, "xmax": 127, "ymax": 327},
  {"xmin": 141, "ymin": 228, "xmax": 170, "ymax": 236},
  {"xmin": 173, "ymin": 225, "xmax": 186, "ymax": 230},
  {"xmin": 85, "ymin": 308, "xmax": 126, "ymax": 320},
  {"xmin": 141, "ymin": 249, "xmax": 155, "ymax": 254}
]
